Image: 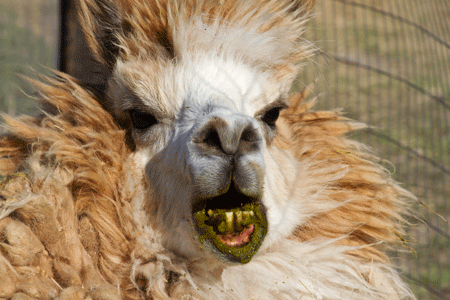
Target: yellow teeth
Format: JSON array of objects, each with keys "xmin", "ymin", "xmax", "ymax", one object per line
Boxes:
[
  {"xmin": 210, "ymin": 209, "xmax": 256, "ymax": 234},
  {"xmin": 235, "ymin": 211, "xmax": 243, "ymax": 231},
  {"xmin": 225, "ymin": 212, "xmax": 234, "ymax": 233}
]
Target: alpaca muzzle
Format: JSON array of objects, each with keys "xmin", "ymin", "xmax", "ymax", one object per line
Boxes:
[{"xmin": 189, "ymin": 112, "xmax": 268, "ymax": 264}]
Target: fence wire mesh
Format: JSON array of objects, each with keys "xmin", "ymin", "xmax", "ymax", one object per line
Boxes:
[
  {"xmin": 297, "ymin": 0, "xmax": 450, "ymax": 298},
  {"xmin": 0, "ymin": 0, "xmax": 58, "ymax": 119}
]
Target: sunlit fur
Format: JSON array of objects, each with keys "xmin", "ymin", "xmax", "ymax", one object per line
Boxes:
[{"xmin": 0, "ymin": 0, "xmax": 415, "ymax": 299}]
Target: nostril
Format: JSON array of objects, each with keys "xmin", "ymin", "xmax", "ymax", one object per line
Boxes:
[
  {"xmin": 194, "ymin": 115, "xmax": 261, "ymax": 155},
  {"xmin": 241, "ymin": 126, "xmax": 259, "ymax": 143},
  {"xmin": 204, "ymin": 128, "xmax": 222, "ymax": 151}
]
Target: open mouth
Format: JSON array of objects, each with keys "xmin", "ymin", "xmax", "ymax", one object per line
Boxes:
[{"xmin": 193, "ymin": 184, "xmax": 268, "ymax": 264}]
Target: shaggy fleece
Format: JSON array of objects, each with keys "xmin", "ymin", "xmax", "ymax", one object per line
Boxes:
[{"xmin": 0, "ymin": 74, "xmax": 415, "ymax": 299}]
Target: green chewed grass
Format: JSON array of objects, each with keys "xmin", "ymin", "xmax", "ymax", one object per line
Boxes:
[{"xmin": 195, "ymin": 203, "xmax": 268, "ymax": 264}]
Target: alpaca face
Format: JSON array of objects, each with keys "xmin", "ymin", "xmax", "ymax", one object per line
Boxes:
[
  {"xmin": 108, "ymin": 52, "xmax": 297, "ymax": 263},
  {"xmin": 79, "ymin": 0, "xmax": 315, "ymax": 265}
]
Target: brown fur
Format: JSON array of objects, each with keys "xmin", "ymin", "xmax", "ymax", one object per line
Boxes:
[
  {"xmin": 78, "ymin": 0, "xmax": 315, "ymax": 64},
  {"xmin": 0, "ymin": 73, "xmax": 411, "ymax": 299},
  {"xmin": 0, "ymin": 74, "xmax": 139, "ymax": 299},
  {"xmin": 277, "ymin": 89, "xmax": 410, "ymax": 263}
]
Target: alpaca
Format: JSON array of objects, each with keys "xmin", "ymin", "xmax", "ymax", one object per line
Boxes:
[{"xmin": 0, "ymin": 0, "xmax": 415, "ymax": 299}]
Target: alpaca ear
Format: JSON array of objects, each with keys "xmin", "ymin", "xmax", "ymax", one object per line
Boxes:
[{"xmin": 77, "ymin": 0, "xmax": 123, "ymax": 67}]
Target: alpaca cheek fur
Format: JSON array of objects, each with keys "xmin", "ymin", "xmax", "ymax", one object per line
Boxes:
[{"xmin": 259, "ymin": 147, "xmax": 303, "ymax": 247}]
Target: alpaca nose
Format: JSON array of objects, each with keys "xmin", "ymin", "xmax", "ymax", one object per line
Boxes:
[{"xmin": 194, "ymin": 115, "xmax": 261, "ymax": 156}]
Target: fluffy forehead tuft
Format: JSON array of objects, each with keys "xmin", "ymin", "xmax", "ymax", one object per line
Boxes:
[
  {"xmin": 180, "ymin": 55, "xmax": 276, "ymax": 114},
  {"xmin": 79, "ymin": 0, "xmax": 316, "ymax": 73}
]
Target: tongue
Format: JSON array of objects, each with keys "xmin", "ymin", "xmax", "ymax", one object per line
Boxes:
[{"xmin": 218, "ymin": 224, "xmax": 255, "ymax": 247}]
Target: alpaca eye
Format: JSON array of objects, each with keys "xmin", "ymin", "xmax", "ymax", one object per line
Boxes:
[
  {"xmin": 261, "ymin": 107, "xmax": 281, "ymax": 127},
  {"xmin": 130, "ymin": 110, "xmax": 158, "ymax": 129}
]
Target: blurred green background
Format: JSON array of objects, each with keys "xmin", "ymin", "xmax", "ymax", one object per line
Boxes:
[
  {"xmin": 0, "ymin": 0, "xmax": 449, "ymax": 299},
  {"xmin": 0, "ymin": 0, "xmax": 58, "ymax": 117}
]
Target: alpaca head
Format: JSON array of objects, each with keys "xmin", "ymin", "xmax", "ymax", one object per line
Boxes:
[{"xmin": 79, "ymin": 0, "xmax": 315, "ymax": 265}]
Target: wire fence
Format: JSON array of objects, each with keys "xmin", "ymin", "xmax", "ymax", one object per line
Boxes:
[
  {"xmin": 297, "ymin": 0, "xmax": 450, "ymax": 298},
  {"xmin": 0, "ymin": 0, "xmax": 449, "ymax": 299},
  {"xmin": 0, "ymin": 0, "xmax": 58, "ymax": 119}
]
